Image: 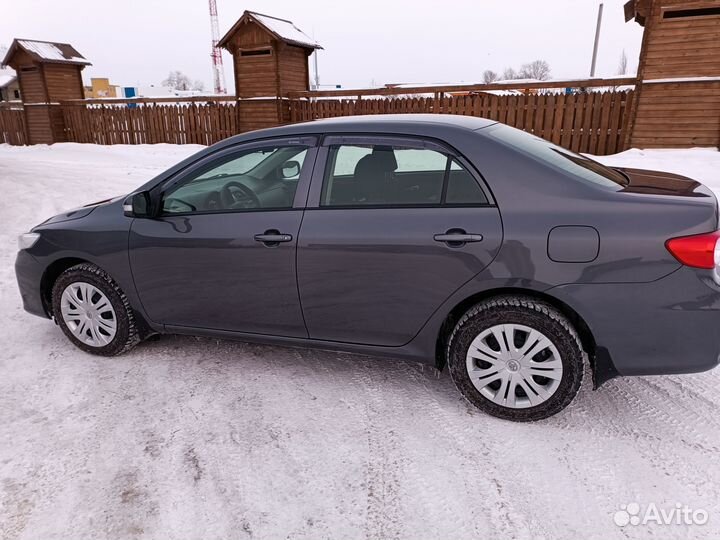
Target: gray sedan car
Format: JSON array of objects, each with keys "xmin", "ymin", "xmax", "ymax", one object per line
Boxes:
[{"xmin": 15, "ymin": 115, "xmax": 720, "ymax": 421}]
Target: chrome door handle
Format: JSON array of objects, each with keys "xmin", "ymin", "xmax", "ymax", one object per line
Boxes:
[
  {"xmin": 434, "ymin": 233, "xmax": 484, "ymax": 243},
  {"xmin": 254, "ymin": 230, "xmax": 293, "ymax": 246},
  {"xmin": 254, "ymin": 234, "xmax": 293, "ymax": 242}
]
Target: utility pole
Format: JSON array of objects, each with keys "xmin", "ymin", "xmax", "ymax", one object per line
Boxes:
[{"xmin": 590, "ymin": 2, "xmax": 604, "ymax": 77}]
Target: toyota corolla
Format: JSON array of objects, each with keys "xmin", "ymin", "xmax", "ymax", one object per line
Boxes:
[{"xmin": 15, "ymin": 115, "xmax": 720, "ymax": 421}]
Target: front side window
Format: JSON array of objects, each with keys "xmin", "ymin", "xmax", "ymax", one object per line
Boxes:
[
  {"xmin": 162, "ymin": 145, "xmax": 308, "ymax": 214},
  {"xmin": 321, "ymin": 143, "xmax": 487, "ymax": 207}
]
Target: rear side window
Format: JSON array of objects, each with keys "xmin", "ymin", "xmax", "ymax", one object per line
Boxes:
[
  {"xmin": 484, "ymin": 124, "xmax": 628, "ymax": 189},
  {"xmin": 321, "ymin": 143, "xmax": 487, "ymax": 207},
  {"xmin": 446, "ymin": 160, "xmax": 488, "ymax": 204}
]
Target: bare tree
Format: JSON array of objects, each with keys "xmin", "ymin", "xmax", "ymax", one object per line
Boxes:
[
  {"xmin": 617, "ymin": 49, "xmax": 628, "ymax": 75},
  {"xmin": 502, "ymin": 67, "xmax": 519, "ymax": 81},
  {"xmin": 163, "ymin": 70, "xmax": 193, "ymax": 91},
  {"xmin": 192, "ymin": 80, "xmax": 205, "ymax": 91},
  {"xmin": 483, "ymin": 70, "xmax": 499, "ymax": 84},
  {"xmin": 519, "ymin": 60, "xmax": 551, "ymax": 81}
]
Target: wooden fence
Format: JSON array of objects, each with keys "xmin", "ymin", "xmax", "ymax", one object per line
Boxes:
[
  {"xmin": 289, "ymin": 91, "xmax": 634, "ymax": 155},
  {"xmin": 62, "ymin": 101, "xmax": 238, "ymax": 145},
  {"xmin": 0, "ymin": 78, "xmax": 637, "ymax": 155},
  {"xmin": 0, "ymin": 103, "xmax": 27, "ymax": 146}
]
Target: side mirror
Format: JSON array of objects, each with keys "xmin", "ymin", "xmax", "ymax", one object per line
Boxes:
[
  {"xmin": 123, "ymin": 191, "xmax": 152, "ymax": 218},
  {"xmin": 280, "ymin": 160, "xmax": 301, "ymax": 179}
]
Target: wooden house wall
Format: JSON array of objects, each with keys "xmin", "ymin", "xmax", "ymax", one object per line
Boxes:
[
  {"xmin": 17, "ymin": 67, "xmax": 46, "ymax": 103},
  {"xmin": 44, "ymin": 64, "xmax": 84, "ymax": 102},
  {"xmin": 641, "ymin": 0, "xmax": 720, "ymax": 79},
  {"xmin": 24, "ymin": 105, "xmax": 54, "ymax": 144},
  {"xmin": 230, "ymin": 21, "xmax": 280, "ymax": 98},
  {"xmin": 7, "ymin": 49, "xmax": 44, "ymax": 103},
  {"xmin": 629, "ymin": 0, "xmax": 720, "ymax": 148},
  {"xmin": 235, "ymin": 52, "xmax": 278, "ymax": 97},
  {"xmin": 278, "ymin": 44, "xmax": 310, "ymax": 94},
  {"xmin": 630, "ymin": 81, "xmax": 720, "ymax": 147},
  {"xmin": 237, "ymin": 99, "xmax": 281, "ymax": 132}
]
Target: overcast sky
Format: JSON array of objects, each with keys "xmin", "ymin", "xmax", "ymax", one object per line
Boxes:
[{"xmin": 2, "ymin": 0, "xmax": 643, "ymax": 91}]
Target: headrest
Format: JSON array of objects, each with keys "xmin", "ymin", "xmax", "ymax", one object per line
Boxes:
[{"xmin": 371, "ymin": 146, "xmax": 398, "ymax": 171}]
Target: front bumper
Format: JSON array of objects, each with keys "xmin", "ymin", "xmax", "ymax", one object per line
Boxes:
[
  {"xmin": 551, "ymin": 266, "xmax": 720, "ymax": 377},
  {"xmin": 15, "ymin": 250, "xmax": 49, "ymax": 319}
]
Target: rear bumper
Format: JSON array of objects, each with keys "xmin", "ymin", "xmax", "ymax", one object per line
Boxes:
[
  {"xmin": 551, "ymin": 267, "xmax": 720, "ymax": 377},
  {"xmin": 15, "ymin": 250, "xmax": 49, "ymax": 319}
]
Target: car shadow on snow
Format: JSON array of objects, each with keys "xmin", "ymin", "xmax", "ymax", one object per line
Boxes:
[{"xmin": 114, "ymin": 332, "xmax": 720, "ymax": 435}]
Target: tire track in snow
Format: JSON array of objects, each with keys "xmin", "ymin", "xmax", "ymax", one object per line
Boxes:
[{"xmin": 5, "ymin": 144, "xmax": 720, "ymax": 539}]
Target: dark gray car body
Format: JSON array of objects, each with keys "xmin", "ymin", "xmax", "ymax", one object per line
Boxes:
[{"xmin": 15, "ymin": 114, "xmax": 720, "ymax": 385}]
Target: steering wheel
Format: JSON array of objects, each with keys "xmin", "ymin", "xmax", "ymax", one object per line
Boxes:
[
  {"xmin": 220, "ymin": 181, "xmax": 260, "ymax": 210},
  {"xmin": 163, "ymin": 197, "xmax": 197, "ymax": 213}
]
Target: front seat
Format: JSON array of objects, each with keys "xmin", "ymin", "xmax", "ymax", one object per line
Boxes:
[{"xmin": 353, "ymin": 147, "xmax": 398, "ymax": 203}]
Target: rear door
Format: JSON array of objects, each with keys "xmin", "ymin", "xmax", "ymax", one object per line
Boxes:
[{"xmin": 297, "ymin": 135, "xmax": 503, "ymax": 347}]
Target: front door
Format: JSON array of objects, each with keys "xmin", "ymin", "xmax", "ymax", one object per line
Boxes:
[
  {"xmin": 129, "ymin": 138, "xmax": 317, "ymax": 337},
  {"xmin": 297, "ymin": 136, "xmax": 503, "ymax": 347}
]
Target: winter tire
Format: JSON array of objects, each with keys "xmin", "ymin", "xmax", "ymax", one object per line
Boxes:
[
  {"xmin": 447, "ymin": 295, "xmax": 584, "ymax": 421},
  {"xmin": 51, "ymin": 263, "xmax": 140, "ymax": 356}
]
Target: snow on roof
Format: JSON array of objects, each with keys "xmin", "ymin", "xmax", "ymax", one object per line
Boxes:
[
  {"xmin": 494, "ymin": 78, "xmax": 544, "ymax": 85},
  {"xmin": 386, "ymin": 82, "xmax": 474, "ymax": 89},
  {"xmin": 219, "ymin": 11, "xmax": 322, "ymax": 50},
  {"xmin": 0, "ymin": 68, "xmax": 16, "ymax": 87},
  {"xmin": 248, "ymin": 12, "xmax": 321, "ymax": 49},
  {"xmin": 644, "ymin": 76, "xmax": 720, "ymax": 84},
  {"xmin": 10, "ymin": 39, "xmax": 90, "ymax": 65}
]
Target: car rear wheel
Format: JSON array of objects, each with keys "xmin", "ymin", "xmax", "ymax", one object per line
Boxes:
[
  {"xmin": 51, "ymin": 263, "xmax": 140, "ymax": 356},
  {"xmin": 447, "ymin": 296, "xmax": 584, "ymax": 421}
]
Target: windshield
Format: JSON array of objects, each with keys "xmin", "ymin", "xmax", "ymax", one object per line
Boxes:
[{"xmin": 483, "ymin": 124, "xmax": 628, "ymax": 189}]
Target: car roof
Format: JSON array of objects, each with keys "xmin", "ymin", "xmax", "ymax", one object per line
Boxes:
[
  {"xmin": 218, "ymin": 114, "xmax": 498, "ymax": 149},
  {"xmin": 295, "ymin": 114, "xmax": 497, "ymax": 130}
]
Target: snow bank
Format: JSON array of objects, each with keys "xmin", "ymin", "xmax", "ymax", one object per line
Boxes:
[{"xmin": 1, "ymin": 143, "xmax": 720, "ymax": 539}]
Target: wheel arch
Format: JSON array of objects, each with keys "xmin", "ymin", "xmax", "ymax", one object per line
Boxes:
[
  {"xmin": 40, "ymin": 257, "xmax": 155, "ymax": 340},
  {"xmin": 435, "ymin": 287, "xmax": 597, "ymax": 373},
  {"xmin": 40, "ymin": 257, "xmax": 89, "ymax": 316}
]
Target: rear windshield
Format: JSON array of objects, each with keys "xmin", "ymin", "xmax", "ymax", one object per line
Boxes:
[{"xmin": 483, "ymin": 124, "xmax": 628, "ymax": 189}]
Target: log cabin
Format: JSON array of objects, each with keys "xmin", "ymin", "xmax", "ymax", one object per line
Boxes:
[
  {"xmin": 218, "ymin": 11, "xmax": 322, "ymax": 132},
  {"xmin": 1, "ymin": 39, "xmax": 90, "ymax": 144}
]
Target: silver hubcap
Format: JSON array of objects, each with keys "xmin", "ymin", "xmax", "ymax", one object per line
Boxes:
[
  {"xmin": 466, "ymin": 324, "xmax": 563, "ymax": 409},
  {"xmin": 60, "ymin": 282, "xmax": 117, "ymax": 347}
]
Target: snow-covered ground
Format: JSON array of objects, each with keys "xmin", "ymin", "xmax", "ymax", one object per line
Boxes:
[{"xmin": 1, "ymin": 143, "xmax": 720, "ymax": 540}]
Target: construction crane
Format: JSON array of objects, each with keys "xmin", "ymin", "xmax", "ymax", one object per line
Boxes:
[{"xmin": 208, "ymin": 0, "xmax": 227, "ymax": 94}]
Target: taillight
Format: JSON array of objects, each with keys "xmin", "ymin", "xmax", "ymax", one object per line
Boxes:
[{"xmin": 665, "ymin": 231, "xmax": 720, "ymax": 269}]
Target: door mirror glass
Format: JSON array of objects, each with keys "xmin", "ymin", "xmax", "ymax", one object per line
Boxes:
[
  {"xmin": 123, "ymin": 191, "xmax": 152, "ymax": 217},
  {"xmin": 280, "ymin": 160, "xmax": 301, "ymax": 179}
]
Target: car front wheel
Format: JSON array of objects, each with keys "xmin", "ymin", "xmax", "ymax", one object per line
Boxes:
[
  {"xmin": 447, "ymin": 295, "xmax": 584, "ymax": 421},
  {"xmin": 51, "ymin": 263, "xmax": 140, "ymax": 356}
]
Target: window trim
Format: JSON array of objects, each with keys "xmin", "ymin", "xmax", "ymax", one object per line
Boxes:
[
  {"xmin": 239, "ymin": 47, "xmax": 273, "ymax": 57},
  {"xmin": 306, "ymin": 133, "xmax": 494, "ymax": 209},
  {"xmin": 153, "ymin": 136, "xmax": 318, "ymax": 217}
]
